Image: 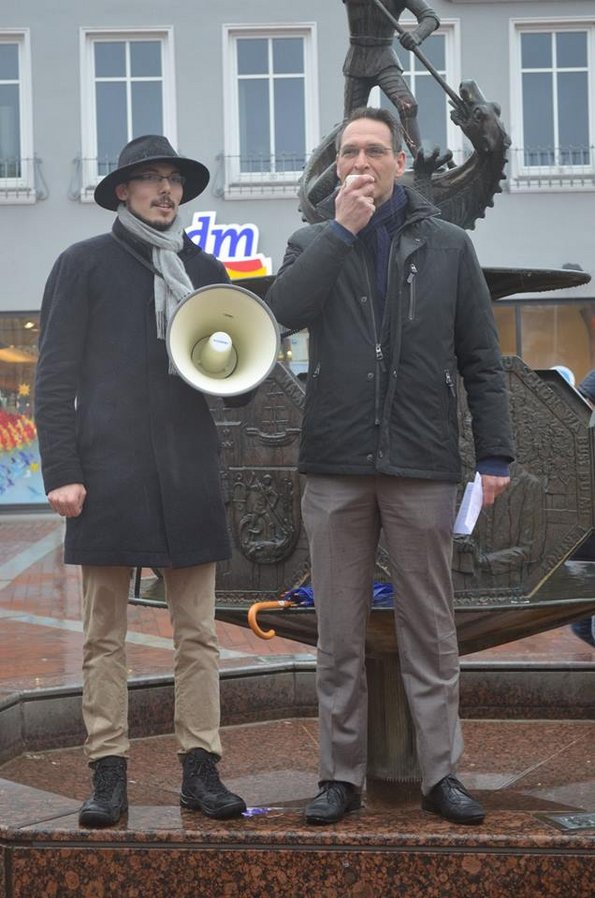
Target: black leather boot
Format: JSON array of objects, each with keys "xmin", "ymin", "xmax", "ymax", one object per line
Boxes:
[
  {"xmin": 79, "ymin": 756, "xmax": 128, "ymax": 827},
  {"xmin": 180, "ymin": 748, "xmax": 246, "ymax": 819}
]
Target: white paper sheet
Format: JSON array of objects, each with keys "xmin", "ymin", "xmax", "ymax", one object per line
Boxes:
[{"xmin": 453, "ymin": 472, "xmax": 483, "ymax": 536}]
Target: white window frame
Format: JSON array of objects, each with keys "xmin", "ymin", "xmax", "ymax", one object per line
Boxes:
[
  {"xmin": 369, "ymin": 18, "xmax": 464, "ymax": 163},
  {"xmin": 79, "ymin": 27, "xmax": 177, "ymax": 202},
  {"xmin": 222, "ymin": 23, "xmax": 319, "ymax": 199},
  {"xmin": 0, "ymin": 29, "xmax": 35, "ymax": 204},
  {"xmin": 510, "ymin": 17, "xmax": 595, "ymax": 192}
]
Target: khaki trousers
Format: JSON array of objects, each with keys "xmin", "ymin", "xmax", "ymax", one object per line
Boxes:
[
  {"xmin": 81, "ymin": 564, "xmax": 222, "ymax": 761},
  {"xmin": 302, "ymin": 474, "xmax": 463, "ymax": 794}
]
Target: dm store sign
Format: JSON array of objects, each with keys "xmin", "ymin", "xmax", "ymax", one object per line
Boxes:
[{"xmin": 186, "ymin": 211, "xmax": 272, "ymax": 280}]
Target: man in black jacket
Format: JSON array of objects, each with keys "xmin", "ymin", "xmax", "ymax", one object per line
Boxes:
[
  {"xmin": 267, "ymin": 107, "xmax": 513, "ymax": 826},
  {"xmin": 35, "ymin": 135, "xmax": 246, "ymax": 827}
]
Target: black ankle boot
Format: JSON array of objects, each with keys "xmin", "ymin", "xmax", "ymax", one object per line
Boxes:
[
  {"xmin": 180, "ymin": 748, "xmax": 246, "ymax": 819},
  {"xmin": 79, "ymin": 756, "xmax": 128, "ymax": 827}
]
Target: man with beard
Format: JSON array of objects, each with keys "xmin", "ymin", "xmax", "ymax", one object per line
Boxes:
[{"xmin": 35, "ymin": 135, "xmax": 246, "ymax": 827}]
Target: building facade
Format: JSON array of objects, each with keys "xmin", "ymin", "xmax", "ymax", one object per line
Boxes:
[{"xmin": 0, "ymin": 0, "xmax": 594, "ymax": 505}]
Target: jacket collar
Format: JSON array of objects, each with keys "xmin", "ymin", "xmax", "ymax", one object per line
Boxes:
[
  {"xmin": 400, "ymin": 184, "xmax": 441, "ymax": 222},
  {"xmin": 112, "ymin": 217, "xmax": 151, "ymax": 259}
]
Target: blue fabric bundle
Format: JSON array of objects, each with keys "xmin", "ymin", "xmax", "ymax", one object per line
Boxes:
[{"xmin": 283, "ymin": 582, "xmax": 395, "ymax": 608}]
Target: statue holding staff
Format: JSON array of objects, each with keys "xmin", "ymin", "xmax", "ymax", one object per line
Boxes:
[
  {"xmin": 299, "ymin": 1, "xmax": 510, "ymax": 230},
  {"xmin": 342, "ymin": 0, "xmax": 440, "ymax": 157}
]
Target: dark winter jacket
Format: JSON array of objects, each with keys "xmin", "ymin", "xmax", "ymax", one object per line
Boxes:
[
  {"xmin": 35, "ymin": 219, "xmax": 231, "ymax": 567},
  {"xmin": 267, "ymin": 187, "xmax": 514, "ymax": 480}
]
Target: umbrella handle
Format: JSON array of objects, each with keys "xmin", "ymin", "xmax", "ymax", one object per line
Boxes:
[{"xmin": 247, "ymin": 600, "xmax": 293, "ymax": 640}]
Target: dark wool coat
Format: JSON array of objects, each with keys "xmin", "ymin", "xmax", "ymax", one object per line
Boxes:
[
  {"xmin": 35, "ymin": 220, "xmax": 231, "ymax": 567},
  {"xmin": 267, "ymin": 187, "xmax": 514, "ymax": 480}
]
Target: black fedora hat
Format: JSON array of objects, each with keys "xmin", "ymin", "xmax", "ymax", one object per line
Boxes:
[{"xmin": 94, "ymin": 134, "xmax": 210, "ymax": 211}]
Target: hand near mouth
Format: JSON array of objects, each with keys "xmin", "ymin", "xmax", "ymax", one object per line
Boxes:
[{"xmin": 335, "ymin": 173, "xmax": 376, "ymax": 234}]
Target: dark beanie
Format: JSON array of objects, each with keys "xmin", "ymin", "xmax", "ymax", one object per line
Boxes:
[{"xmin": 578, "ymin": 370, "xmax": 595, "ymax": 402}]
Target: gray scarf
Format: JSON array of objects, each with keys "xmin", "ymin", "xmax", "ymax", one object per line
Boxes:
[{"xmin": 117, "ymin": 204, "xmax": 194, "ymax": 355}]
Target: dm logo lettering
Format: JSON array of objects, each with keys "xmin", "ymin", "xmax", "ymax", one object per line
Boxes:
[{"xmin": 186, "ymin": 211, "xmax": 272, "ymax": 280}]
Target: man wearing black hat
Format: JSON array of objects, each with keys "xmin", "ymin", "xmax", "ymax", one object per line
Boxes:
[{"xmin": 35, "ymin": 135, "xmax": 247, "ymax": 827}]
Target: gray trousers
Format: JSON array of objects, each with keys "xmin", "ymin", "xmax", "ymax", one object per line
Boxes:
[{"xmin": 301, "ymin": 474, "xmax": 463, "ymax": 795}]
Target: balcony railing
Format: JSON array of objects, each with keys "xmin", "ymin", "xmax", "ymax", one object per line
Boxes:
[
  {"xmin": 214, "ymin": 153, "xmax": 307, "ymax": 197},
  {"xmin": 4, "ymin": 146, "xmax": 593, "ymax": 203},
  {"xmin": 0, "ymin": 157, "xmax": 47, "ymax": 201},
  {"xmin": 510, "ymin": 145, "xmax": 595, "ymax": 189}
]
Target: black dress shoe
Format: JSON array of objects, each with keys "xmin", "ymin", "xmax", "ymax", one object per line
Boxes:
[
  {"xmin": 422, "ymin": 774, "xmax": 485, "ymax": 825},
  {"xmin": 305, "ymin": 780, "xmax": 362, "ymax": 825},
  {"xmin": 79, "ymin": 756, "xmax": 128, "ymax": 828},
  {"xmin": 180, "ymin": 748, "xmax": 246, "ymax": 819}
]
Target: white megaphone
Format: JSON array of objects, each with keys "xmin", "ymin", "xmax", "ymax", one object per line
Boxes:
[{"xmin": 166, "ymin": 283, "xmax": 280, "ymax": 397}]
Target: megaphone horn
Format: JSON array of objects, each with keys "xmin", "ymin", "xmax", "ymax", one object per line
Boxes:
[{"xmin": 166, "ymin": 283, "xmax": 280, "ymax": 397}]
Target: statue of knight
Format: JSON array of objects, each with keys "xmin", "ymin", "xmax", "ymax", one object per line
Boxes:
[{"xmin": 342, "ymin": 0, "xmax": 440, "ymax": 157}]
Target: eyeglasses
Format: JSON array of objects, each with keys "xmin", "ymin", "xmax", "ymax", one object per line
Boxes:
[
  {"xmin": 128, "ymin": 172, "xmax": 186, "ymax": 187},
  {"xmin": 339, "ymin": 144, "xmax": 394, "ymax": 159}
]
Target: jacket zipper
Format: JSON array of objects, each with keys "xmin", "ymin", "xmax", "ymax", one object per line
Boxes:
[
  {"xmin": 361, "ymin": 260, "xmax": 385, "ymax": 426},
  {"xmin": 445, "ymin": 369, "xmax": 456, "ymax": 397},
  {"xmin": 374, "ymin": 342, "xmax": 385, "ymax": 426},
  {"xmin": 407, "ymin": 263, "xmax": 417, "ymax": 320}
]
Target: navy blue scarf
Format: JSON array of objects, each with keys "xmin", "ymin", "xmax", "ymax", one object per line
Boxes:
[{"xmin": 358, "ymin": 185, "xmax": 408, "ymax": 319}]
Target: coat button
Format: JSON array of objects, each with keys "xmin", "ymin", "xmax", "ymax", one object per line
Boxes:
[
  {"xmin": 366, "ymin": 454, "xmax": 374, "ymax": 463},
  {"xmin": 367, "ymin": 372, "xmax": 374, "ymax": 380},
  {"xmin": 392, "ymin": 369, "xmax": 397, "ymax": 378},
  {"xmin": 361, "ymin": 296, "xmax": 368, "ymax": 303}
]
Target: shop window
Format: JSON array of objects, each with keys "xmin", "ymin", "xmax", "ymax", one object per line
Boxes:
[
  {"xmin": 494, "ymin": 300, "xmax": 595, "ymax": 386},
  {"xmin": 0, "ymin": 313, "xmax": 44, "ymax": 507}
]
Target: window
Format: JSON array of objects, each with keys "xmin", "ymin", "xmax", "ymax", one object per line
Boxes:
[
  {"xmin": 0, "ymin": 312, "xmax": 44, "ymax": 507},
  {"xmin": 493, "ymin": 300, "xmax": 595, "ymax": 383},
  {"xmin": 511, "ymin": 21, "xmax": 595, "ymax": 189},
  {"xmin": 80, "ymin": 29, "xmax": 176, "ymax": 199},
  {"xmin": 223, "ymin": 25, "xmax": 319, "ymax": 197},
  {"xmin": 0, "ymin": 31, "xmax": 34, "ymax": 203},
  {"xmin": 371, "ymin": 22, "xmax": 463, "ymax": 163}
]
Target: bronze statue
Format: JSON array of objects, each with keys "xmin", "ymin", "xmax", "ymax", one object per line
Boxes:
[
  {"xmin": 298, "ymin": 3, "xmax": 512, "ymax": 230},
  {"xmin": 299, "ymin": 79, "xmax": 511, "ymax": 231},
  {"xmin": 342, "ymin": 0, "xmax": 440, "ymax": 157}
]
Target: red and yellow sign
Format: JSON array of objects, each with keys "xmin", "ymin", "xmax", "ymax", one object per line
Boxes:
[{"xmin": 186, "ymin": 211, "xmax": 272, "ymax": 282}]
